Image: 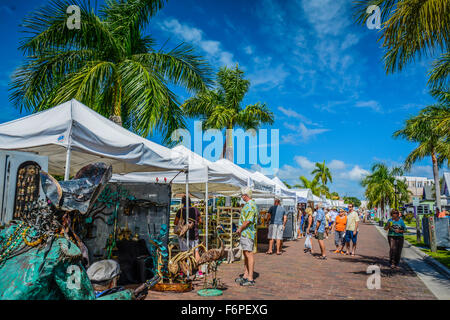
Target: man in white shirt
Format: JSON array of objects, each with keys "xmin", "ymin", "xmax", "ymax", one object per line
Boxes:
[{"xmin": 344, "ymin": 204, "xmax": 360, "ymax": 256}]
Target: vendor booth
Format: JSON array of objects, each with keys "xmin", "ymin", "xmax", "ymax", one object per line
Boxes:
[
  {"xmin": 111, "ymin": 145, "xmax": 248, "ymax": 253},
  {"xmin": 0, "ymin": 99, "xmax": 189, "ymax": 291}
]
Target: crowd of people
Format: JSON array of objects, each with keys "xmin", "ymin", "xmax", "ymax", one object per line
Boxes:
[
  {"xmin": 174, "ymin": 189, "xmax": 411, "ymax": 289},
  {"xmin": 297, "ymin": 203, "xmax": 361, "ymax": 259}
]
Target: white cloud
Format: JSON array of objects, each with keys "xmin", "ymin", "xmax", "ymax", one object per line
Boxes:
[
  {"xmin": 244, "ymin": 46, "xmax": 254, "ymax": 55},
  {"xmin": 341, "ymin": 34, "xmax": 360, "ymax": 51},
  {"xmin": 158, "ymin": 18, "xmax": 235, "ymax": 67},
  {"xmin": 343, "ymin": 165, "xmax": 370, "ymax": 181},
  {"xmin": 355, "ymin": 100, "xmax": 382, "ymax": 113},
  {"xmin": 278, "ymin": 106, "xmax": 316, "ymax": 125},
  {"xmin": 294, "ymin": 156, "xmax": 316, "ymax": 170},
  {"xmin": 300, "ymin": 0, "xmax": 350, "ymax": 37},
  {"xmin": 248, "ymin": 57, "xmax": 289, "ymax": 90},
  {"xmin": 329, "ymin": 160, "xmax": 346, "ymax": 170},
  {"xmin": 282, "ymin": 123, "xmax": 329, "ymax": 144}
]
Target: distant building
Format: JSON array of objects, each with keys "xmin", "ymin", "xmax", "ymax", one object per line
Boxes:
[{"xmin": 395, "ymin": 176, "xmax": 434, "ymax": 201}]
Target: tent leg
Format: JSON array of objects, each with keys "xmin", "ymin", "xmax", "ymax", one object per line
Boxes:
[
  {"xmin": 205, "ymin": 178, "xmax": 209, "ymax": 251},
  {"xmin": 64, "ymin": 147, "xmax": 72, "ymax": 181},
  {"xmin": 185, "ymin": 170, "xmax": 189, "ymax": 249}
]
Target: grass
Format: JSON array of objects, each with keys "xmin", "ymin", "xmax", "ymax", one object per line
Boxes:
[
  {"xmin": 404, "ymin": 235, "xmax": 450, "ymax": 269},
  {"xmin": 404, "ymin": 218, "xmax": 417, "ymax": 228}
]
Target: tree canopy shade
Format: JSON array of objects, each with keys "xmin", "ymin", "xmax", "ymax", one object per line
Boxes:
[
  {"xmin": 182, "ymin": 65, "xmax": 274, "ymax": 160},
  {"xmin": 9, "ymin": 0, "xmax": 213, "ymax": 143},
  {"xmin": 353, "ymin": 0, "xmax": 450, "ymax": 91}
]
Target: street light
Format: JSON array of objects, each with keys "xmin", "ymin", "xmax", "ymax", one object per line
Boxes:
[{"xmin": 393, "ymin": 179, "xmax": 398, "ymax": 210}]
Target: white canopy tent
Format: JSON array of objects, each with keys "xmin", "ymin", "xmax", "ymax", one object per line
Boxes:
[
  {"xmin": 271, "ymin": 176, "xmax": 298, "ymax": 200},
  {"xmin": 112, "ymin": 145, "xmax": 247, "ymax": 195},
  {"xmin": 214, "ymin": 159, "xmax": 275, "ymax": 197},
  {"xmin": 291, "ymin": 188, "xmax": 313, "ymax": 203},
  {"xmin": 113, "ymin": 145, "xmax": 248, "ymax": 250},
  {"xmin": 312, "ymin": 194, "xmax": 323, "ymax": 204},
  {"xmin": 0, "ymin": 99, "xmax": 186, "ymax": 178}
]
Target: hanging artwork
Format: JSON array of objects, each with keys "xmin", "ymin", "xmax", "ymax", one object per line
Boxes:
[{"xmin": 13, "ymin": 161, "xmax": 41, "ymax": 220}]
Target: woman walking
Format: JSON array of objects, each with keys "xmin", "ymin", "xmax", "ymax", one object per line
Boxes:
[
  {"xmin": 384, "ymin": 209, "xmax": 407, "ymax": 269},
  {"xmin": 303, "ymin": 207, "xmax": 315, "ymax": 254}
]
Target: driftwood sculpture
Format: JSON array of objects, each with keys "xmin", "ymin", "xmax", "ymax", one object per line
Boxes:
[{"xmin": 197, "ymin": 226, "xmax": 225, "ymax": 266}]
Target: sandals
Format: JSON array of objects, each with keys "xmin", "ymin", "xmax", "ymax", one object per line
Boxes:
[
  {"xmin": 266, "ymin": 251, "xmax": 273, "ymax": 255},
  {"xmin": 276, "ymin": 252, "xmax": 282, "ymax": 255},
  {"xmin": 318, "ymin": 256, "xmax": 327, "ymax": 260}
]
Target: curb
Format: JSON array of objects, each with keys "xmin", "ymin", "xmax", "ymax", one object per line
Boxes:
[
  {"xmin": 404, "ymin": 240, "xmax": 450, "ymax": 279},
  {"xmin": 375, "ymin": 225, "xmax": 450, "ymax": 279}
]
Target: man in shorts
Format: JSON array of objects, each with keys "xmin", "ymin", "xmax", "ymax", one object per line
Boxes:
[
  {"xmin": 314, "ymin": 204, "xmax": 327, "ymax": 259},
  {"xmin": 344, "ymin": 203, "xmax": 360, "ymax": 256},
  {"xmin": 235, "ymin": 187, "xmax": 258, "ymax": 286},
  {"xmin": 266, "ymin": 198, "xmax": 287, "ymax": 255}
]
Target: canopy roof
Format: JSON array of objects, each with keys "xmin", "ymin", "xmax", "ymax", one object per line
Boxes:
[
  {"xmin": 214, "ymin": 159, "xmax": 274, "ymax": 194},
  {"xmin": 112, "ymin": 145, "xmax": 247, "ymax": 194},
  {"xmin": 312, "ymin": 194, "xmax": 323, "ymax": 203},
  {"xmin": 270, "ymin": 176, "xmax": 297, "ymax": 199},
  {"xmin": 291, "ymin": 188, "xmax": 313, "ymax": 202},
  {"xmin": 0, "ymin": 99, "xmax": 185, "ymax": 176}
]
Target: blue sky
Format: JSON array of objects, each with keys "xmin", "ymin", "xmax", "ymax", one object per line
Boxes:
[{"xmin": 0, "ymin": 0, "xmax": 446, "ymax": 199}]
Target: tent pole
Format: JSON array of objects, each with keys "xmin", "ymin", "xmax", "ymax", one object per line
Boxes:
[
  {"xmin": 185, "ymin": 169, "xmax": 189, "ymax": 249},
  {"xmin": 205, "ymin": 167, "xmax": 209, "ymax": 251},
  {"xmin": 64, "ymin": 146, "xmax": 72, "ymax": 181}
]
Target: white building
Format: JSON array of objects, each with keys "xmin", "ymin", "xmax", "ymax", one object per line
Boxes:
[{"xmin": 395, "ymin": 176, "xmax": 434, "ymax": 201}]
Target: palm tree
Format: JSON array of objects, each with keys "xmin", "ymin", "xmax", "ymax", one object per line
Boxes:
[
  {"xmin": 361, "ymin": 163, "xmax": 410, "ymax": 220},
  {"xmin": 354, "ymin": 0, "xmax": 450, "ymax": 91},
  {"xmin": 9, "ymin": 0, "xmax": 212, "ymax": 143},
  {"xmin": 311, "ymin": 161, "xmax": 332, "ymax": 186},
  {"xmin": 182, "ymin": 65, "xmax": 274, "ymax": 160},
  {"xmin": 293, "ymin": 176, "xmax": 322, "ymax": 196},
  {"xmin": 330, "ymin": 192, "xmax": 340, "ymax": 200},
  {"xmin": 394, "ymin": 105, "xmax": 449, "ymax": 211}
]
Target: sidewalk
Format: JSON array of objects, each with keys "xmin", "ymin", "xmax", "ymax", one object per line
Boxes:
[
  {"xmin": 147, "ymin": 223, "xmax": 436, "ymax": 300},
  {"xmin": 375, "ymin": 225, "xmax": 450, "ymax": 300}
]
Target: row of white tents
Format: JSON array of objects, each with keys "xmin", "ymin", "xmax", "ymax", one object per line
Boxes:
[{"xmin": 0, "ymin": 99, "xmax": 347, "ymax": 248}]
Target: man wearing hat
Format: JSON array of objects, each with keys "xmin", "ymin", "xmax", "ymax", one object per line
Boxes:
[
  {"xmin": 266, "ymin": 198, "xmax": 287, "ymax": 255},
  {"xmin": 235, "ymin": 187, "xmax": 258, "ymax": 286},
  {"xmin": 87, "ymin": 259, "xmax": 132, "ymax": 299}
]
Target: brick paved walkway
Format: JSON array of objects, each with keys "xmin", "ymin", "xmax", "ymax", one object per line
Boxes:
[{"xmin": 146, "ymin": 223, "xmax": 435, "ymax": 300}]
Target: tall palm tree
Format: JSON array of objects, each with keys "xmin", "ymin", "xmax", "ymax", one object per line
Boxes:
[
  {"xmin": 182, "ymin": 65, "xmax": 274, "ymax": 160},
  {"xmin": 9, "ymin": 0, "xmax": 212, "ymax": 143},
  {"xmin": 354, "ymin": 0, "xmax": 450, "ymax": 91},
  {"xmin": 361, "ymin": 163, "xmax": 410, "ymax": 220},
  {"xmin": 293, "ymin": 176, "xmax": 322, "ymax": 196},
  {"xmin": 394, "ymin": 105, "xmax": 449, "ymax": 211},
  {"xmin": 311, "ymin": 161, "xmax": 333, "ymax": 186}
]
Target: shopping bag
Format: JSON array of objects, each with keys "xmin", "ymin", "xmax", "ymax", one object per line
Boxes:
[{"xmin": 304, "ymin": 234, "xmax": 312, "ymax": 249}]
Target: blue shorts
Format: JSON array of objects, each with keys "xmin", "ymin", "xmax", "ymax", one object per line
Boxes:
[{"xmin": 344, "ymin": 230, "xmax": 358, "ymax": 244}]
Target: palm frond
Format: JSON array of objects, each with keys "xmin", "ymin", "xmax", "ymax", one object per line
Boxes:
[{"xmin": 133, "ymin": 43, "xmax": 213, "ymax": 93}]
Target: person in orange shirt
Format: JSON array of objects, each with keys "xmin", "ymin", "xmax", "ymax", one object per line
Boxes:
[
  {"xmin": 332, "ymin": 209, "xmax": 347, "ymax": 254},
  {"xmin": 437, "ymin": 208, "xmax": 447, "ymax": 218}
]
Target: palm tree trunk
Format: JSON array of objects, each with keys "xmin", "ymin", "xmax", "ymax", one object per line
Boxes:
[
  {"xmin": 224, "ymin": 125, "xmax": 233, "ymax": 161},
  {"xmin": 431, "ymin": 149, "xmax": 442, "ymax": 212},
  {"xmin": 109, "ymin": 78, "xmax": 122, "ymax": 126}
]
